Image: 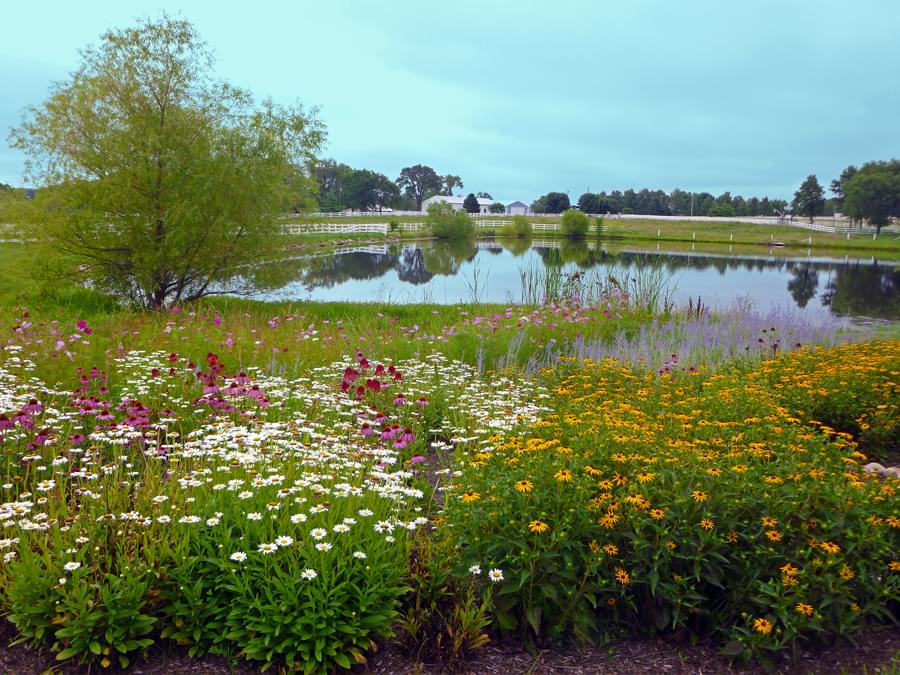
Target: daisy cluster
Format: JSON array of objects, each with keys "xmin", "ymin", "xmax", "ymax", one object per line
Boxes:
[{"xmin": 0, "ymin": 345, "xmax": 544, "ymax": 573}]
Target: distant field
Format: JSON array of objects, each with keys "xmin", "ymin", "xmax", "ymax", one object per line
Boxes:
[{"xmin": 280, "ymin": 214, "xmax": 900, "ymax": 257}]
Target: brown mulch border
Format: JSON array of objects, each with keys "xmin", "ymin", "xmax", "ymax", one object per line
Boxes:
[{"xmin": 1, "ymin": 620, "xmax": 897, "ymax": 675}]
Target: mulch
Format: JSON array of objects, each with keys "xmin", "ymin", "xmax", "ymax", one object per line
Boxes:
[{"xmin": 1, "ymin": 619, "xmax": 897, "ymax": 675}]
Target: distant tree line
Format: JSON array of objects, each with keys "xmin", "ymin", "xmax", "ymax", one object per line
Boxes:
[
  {"xmin": 313, "ymin": 161, "xmax": 482, "ymax": 212},
  {"xmin": 794, "ymin": 160, "xmax": 900, "ymax": 232},
  {"xmin": 531, "ymin": 189, "xmax": 789, "ymax": 216}
]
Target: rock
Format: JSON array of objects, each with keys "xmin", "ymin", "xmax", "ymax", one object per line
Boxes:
[{"xmin": 864, "ymin": 462, "xmax": 886, "ymax": 474}]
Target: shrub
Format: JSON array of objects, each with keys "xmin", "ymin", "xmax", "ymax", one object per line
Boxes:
[
  {"xmin": 427, "ymin": 202, "xmax": 475, "ymax": 239},
  {"xmin": 560, "ymin": 209, "xmax": 590, "ymax": 238},
  {"xmin": 2, "ymin": 529, "xmax": 160, "ymax": 669},
  {"xmin": 502, "ymin": 215, "xmax": 532, "ymax": 238},
  {"xmin": 389, "ymin": 218, "xmax": 400, "ymax": 232}
]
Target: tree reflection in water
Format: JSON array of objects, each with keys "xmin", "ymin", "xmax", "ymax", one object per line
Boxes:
[{"xmin": 249, "ymin": 242, "xmax": 899, "ymax": 321}]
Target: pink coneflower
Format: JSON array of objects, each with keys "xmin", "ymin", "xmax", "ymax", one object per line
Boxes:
[
  {"xmin": 365, "ymin": 378, "xmax": 381, "ymax": 392},
  {"xmin": 415, "ymin": 396, "xmax": 428, "ymax": 408},
  {"xmin": 360, "ymin": 423, "xmax": 375, "ymax": 437},
  {"xmin": 399, "ymin": 428, "xmax": 416, "ymax": 445},
  {"xmin": 392, "ymin": 394, "xmax": 408, "ymax": 406},
  {"xmin": 374, "ymin": 364, "xmax": 386, "ymax": 376},
  {"xmin": 373, "ymin": 412, "xmax": 388, "ymax": 425},
  {"xmin": 410, "ymin": 455, "xmax": 425, "ymax": 464},
  {"xmin": 22, "ymin": 399, "xmax": 43, "ymax": 414}
]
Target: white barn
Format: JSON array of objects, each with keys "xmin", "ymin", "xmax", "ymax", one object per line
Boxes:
[
  {"xmin": 421, "ymin": 195, "xmax": 501, "ymax": 215},
  {"xmin": 506, "ymin": 200, "xmax": 530, "ymax": 216}
]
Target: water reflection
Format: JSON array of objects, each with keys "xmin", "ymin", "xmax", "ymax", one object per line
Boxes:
[{"xmin": 251, "ymin": 239, "xmax": 899, "ymax": 321}]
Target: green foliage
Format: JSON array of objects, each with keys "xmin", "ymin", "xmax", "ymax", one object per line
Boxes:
[
  {"xmin": 502, "ymin": 215, "xmax": 532, "ymax": 238},
  {"xmin": 315, "ymin": 159, "xmax": 398, "ymax": 212},
  {"xmin": 560, "ymin": 209, "xmax": 590, "ymax": 238},
  {"xmin": 489, "ymin": 202, "xmax": 507, "ymax": 214},
  {"xmin": 793, "ymin": 175, "xmax": 825, "ymax": 223},
  {"xmin": 427, "ymin": 201, "xmax": 475, "ymax": 239},
  {"xmin": 443, "ymin": 174, "xmax": 464, "ymax": 196},
  {"xmin": 396, "ymin": 165, "xmax": 443, "ymax": 210},
  {"xmin": 842, "ymin": 160, "xmax": 900, "ymax": 233},
  {"xmin": 531, "ymin": 192, "xmax": 570, "ymax": 214},
  {"xmin": 708, "ymin": 202, "xmax": 736, "ymax": 217},
  {"xmin": 395, "ymin": 533, "xmax": 492, "ymax": 667},
  {"xmin": 9, "ymin": 15, "xmax": 325, "ymax": 309},
  {"xmin": 3, "ymin": 532, "xmax": 159, "ymax": 669},
  {"xmin": 756, "ymin": 341, "xmax": 900, "ymax": 462},
  {"xmin": 463, "ymin": 193, "xmax": 480, "ymax": 214},
  {"xmin": 442, "ymin": 348, "xmax": 900, "ymax": 656}
]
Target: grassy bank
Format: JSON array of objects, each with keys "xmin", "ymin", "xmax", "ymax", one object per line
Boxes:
[{"xmin": 278, "ymin": 214, "xmax": 900, "ymax": 258}]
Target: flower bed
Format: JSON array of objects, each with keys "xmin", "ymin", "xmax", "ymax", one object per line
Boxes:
[{"xmin": 442, "ymin": 352, "xmax": 899, "ymax": 662}]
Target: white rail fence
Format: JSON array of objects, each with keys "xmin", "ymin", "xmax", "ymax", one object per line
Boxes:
[{"xmin": 283, "ymin": 218, "xmax": 897, "ymax": 238}]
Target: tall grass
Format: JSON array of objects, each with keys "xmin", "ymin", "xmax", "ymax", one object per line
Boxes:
[{"xmin": 518, "ymin": 258, "xmax": 675, "ymax": 312}]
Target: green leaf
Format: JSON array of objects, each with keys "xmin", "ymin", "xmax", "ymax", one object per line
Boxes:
[
  {"xmin": 334, "ymin": 652, "xmax": 351, "ymax": 669},
  {"xmin": 496, "ymin": 609, "xmax": 518, "ymax": 631},
  {"xmin": 56, "ymin": 647, "xmax": 82, "ymax": 661},
  {"xmin": 89, "ymin": 641, "xmax": 102, "ymax": 656}
]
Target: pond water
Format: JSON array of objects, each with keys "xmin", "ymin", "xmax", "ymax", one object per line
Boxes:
[{"xmin": 249, "ymin": 239, "xmax": 900, "ymax": 322}]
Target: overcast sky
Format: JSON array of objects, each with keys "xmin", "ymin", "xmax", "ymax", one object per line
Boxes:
[{"xmin": 2, "ymin": 0, "xmax": 898, "ymax": 202}]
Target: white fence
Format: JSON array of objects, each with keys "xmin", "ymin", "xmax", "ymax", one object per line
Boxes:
[{"xmin": 283, "ymin": 217, "xmax": 897, "ymax": 238}]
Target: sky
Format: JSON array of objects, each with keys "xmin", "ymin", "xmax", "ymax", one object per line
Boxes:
[{"xmin": 2, "ymin": 0, "xmax": 899, "ymax": 203}]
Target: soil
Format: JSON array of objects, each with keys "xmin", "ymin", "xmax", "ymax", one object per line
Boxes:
[{"xmin": 1, "ymin": 620, "xmax": 897, "ymax": 675}]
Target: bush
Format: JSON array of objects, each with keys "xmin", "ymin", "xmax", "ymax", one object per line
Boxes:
[
  {"xmin": 427, "ymin": 202, "xmax": 475, "ymax": 239},
  {"xmin": 502, "ymin": 215, "xmax": 532, "ymax": 238},
  {"xmin": 560, "ymin": 209, "xmax": 590, "ymax": 238}
]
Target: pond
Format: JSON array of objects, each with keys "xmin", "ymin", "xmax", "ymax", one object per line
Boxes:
[{"xmin": 249, "ymin": 238, "xmax": 900, "ymax": 322}]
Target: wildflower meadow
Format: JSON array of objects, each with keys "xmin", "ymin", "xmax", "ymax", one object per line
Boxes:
[{"xmin": 0, "ymin": 291, "xmax": 897, "ymax": 672}]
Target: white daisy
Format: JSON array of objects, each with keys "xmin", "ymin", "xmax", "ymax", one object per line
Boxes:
[
  {"xmin": 469, "ymin": 564, "xmax": 482, "ymax": 575},
  {"xmin": 333, "ymin": 524, "xmax": 350, "ymax": 534},
  {"xmin": 301, "ymin": 568, "xmax": 317, "ymax": 580},
  {"xmin": 488, "ymin": 568, "xmax": 504, "ymax": 582},
  {"xmin": 230, "ymin": 551, "xmax": 247, "ymax": 562},
  {"xmin": 257, "ymin": 542, "xmax": 278, "ymax": 554},
  {"xmin": 353, "ymin": 551, "xmax": 367, "ymax": 559},
  {"xmin": 315, "ymin": 542, "xmax": 333, "ymax": 552},
  {"xmin": 63, "ymin": 561, "xmax": 81, "ymax": 572},
  {"xmin": 310, "ymin": 527, "xmax": 327, "ymax": 540},
  {"xmin": 290, "ymin": 513, "xmax": 308, "ymax": 524},
  {"xmin": 275, "ymin": 535, "xmax": 294, "ymax": 547},
  {"xmin": 247, "ymin": 512, "xmax": 263, "ymax": 521}
]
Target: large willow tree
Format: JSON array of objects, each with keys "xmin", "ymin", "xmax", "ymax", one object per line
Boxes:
[{"xmin": 10, "ymin": 16, "xmax": 325, "ymax": 309}]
